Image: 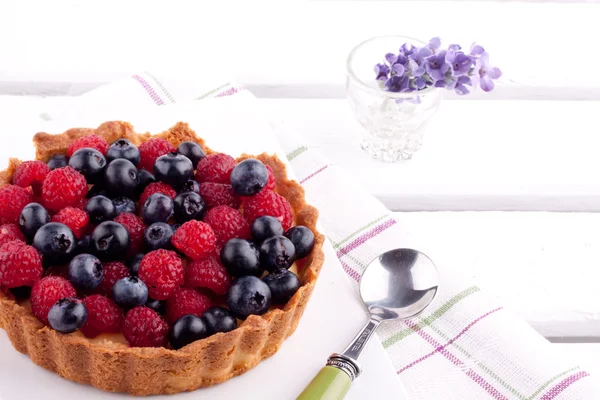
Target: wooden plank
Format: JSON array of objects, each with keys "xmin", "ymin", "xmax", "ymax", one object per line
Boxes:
[
  {"xmin": 0, "ymin": 2, "xmax": 599, "ymax": 99},
  {"xmin": 391, "ymin": 211, "xmax": 600, "ymax": 338},
  {"xmin": 3, "ymin": 81, "xmax": 600, "ymax": 101},
  {"xmin": 2, "ymin": 95, "xmax": 599, "ymax": 213},
  {"xmin": 263, "ymin": 98, "xmax": 600, "ymax": 212}
]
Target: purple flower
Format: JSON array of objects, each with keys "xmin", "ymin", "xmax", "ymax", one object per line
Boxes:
[
  {"xmin": 374, "ymin": 37, "xmax": 500, "ymax": 96},
  {"xmin": 425, "ymin": 50, "xmax": 450, "ymax": 81},
  {"xmin": 470, "ymin": 43, "xmax": 485, "ymax": 56},
  {"xmin": 400, "ymin": 43, "xmax": 416, "ymax": 56},
  {"xmin": 385, "ymin": 75, "xmax": 409, "ymax": 92},
  {"xmin": 454, "ymin": 76, "xmax": 472, "ymax": 95},
  {"xmin": 385, "ymin": 53, "xmax": 397, "ymax": 65},
  {"xmin": 444, "ymin": 76, "xmax": 458, "ymax": 90},
  {"xmin": 454, "ymin": 84, "xmax": 470, "ymax": 95},
  {"xmin": 427, "ymin": 37, "xmax": 441, "ymax": 52},
  {"xmin": 408, "ymin": 60, "xmax": 425, "ymax": 77},
  {"xmin": 414, "ymin": 77, "xmax": 426, "ymax": 90},
  {"xmin": 391, "ymin": 63, "xmax": 405, "ymax": 76},
  {"xmin": 374, "ymin": 63, "xmax": 390, "ymax": 81},
  {"xmin": 385, "ymin": 52, "xmax": 407, "ymax": 66},
  {"xmin": 472, "ymin": 52, "xmax": 502, "ymax": 92},
  {"xmin": 412, "ymin": 47, "xmax": 433, "ymax": 64},
  {"xmin": 446, "ymin": 50, "xmax": 473, "ymax": 75}
]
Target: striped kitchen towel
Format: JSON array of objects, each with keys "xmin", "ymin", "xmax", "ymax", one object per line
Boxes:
[
  {"xmin": 279, "ymin": 127, "xmax": 600, "ymax": 400},
  {"xmin": 33, "ymin": 72, "xmax": 600, "ymax": 399}
]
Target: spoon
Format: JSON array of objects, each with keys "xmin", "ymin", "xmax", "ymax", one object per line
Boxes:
[{"xmin": 297, "ymin": 248, "xmax": 439, "ymax": 400}]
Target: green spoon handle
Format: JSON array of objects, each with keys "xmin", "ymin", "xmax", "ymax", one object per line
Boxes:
[{"xmin": 296, "ymin": 366, "xmax": 352, "ymax": 400}]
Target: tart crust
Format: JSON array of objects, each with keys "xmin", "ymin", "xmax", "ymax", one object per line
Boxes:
[{"xmin": 0, "ymin": 121, "xmax": 325, "ymax": 395}]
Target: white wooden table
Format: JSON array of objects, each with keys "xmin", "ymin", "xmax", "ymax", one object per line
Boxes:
[{"xmin": 1, "ymin": 0, "xmax": 600, "ymax": 379}]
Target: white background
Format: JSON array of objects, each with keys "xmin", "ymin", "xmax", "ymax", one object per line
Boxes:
[{"xmin": 1, "ymin": 0, "xmax": 600, "ymax": 386}]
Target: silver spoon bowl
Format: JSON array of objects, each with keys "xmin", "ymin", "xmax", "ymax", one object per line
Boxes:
[{"xmin": 298, "ymin": 248, "xmax": 439, "ymax": 400}]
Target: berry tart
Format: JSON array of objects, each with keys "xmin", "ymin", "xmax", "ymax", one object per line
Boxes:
[{"xmin": 0, "ymin": 121, "xmax": 324, "ymax": 395}]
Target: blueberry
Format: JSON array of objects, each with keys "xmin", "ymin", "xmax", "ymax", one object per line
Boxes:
[
  {"xmin": 112, "ymin": 276, "xmax": 148, "ymax": 309},
  {"xmin": 68, "ymin": 253, "xmax": 104, "ymax": 291},
  {"xmin": 84, "ymin": 195, "xmax": 117, "ymax": 224},
  {"xmin": 250, "ymin": 216, "xmax": 283, "ymax": 243},
  {"xmin": 48, "ymin": 298, "xmax": 88, "ymax": 333},
  {"xmin": 134, "ymin": 169, "xmax": 156, "ymax": 196},
  {"xmin": 127, "ymin": 253, "xmax": 145, "ymax": 276},
  {"xmin": 177, "ymin": 141, "xmax": 205, "ymax": 169},
  {"xmin": 33, "ymin": 222, "xmax": 76, "ymax": 266},
  {"xmin": 170, "ymin": 315, "xmax": 208, "ymax": 350},
  {"xmin": 144, "ymin": 222, "xmax": 173, "ymax": 251},
  {"xmin": 76, "ymin": 235, "xmax": 92, "ymax": 254},
  {"xmin": 154, "ymin": 152, "xmax": 194, "ymax": 190},
  {"xmin": 146, "ymin": 298, "xmax": 166, "ymax": 314},
  {"xmin": 227, "ymin": 276, "xmax": 272, "ymax": 320},
  {"xmin": 104, "ymin": 159, "xmax": 139, "ymax": 197},
  {"xmin": 141, "ymin": 193, "xmax": 174, "ymax": 224},
  {"xmin": 173, "ymin": 192, "xmax": 206, "ymax": 222},
  {"xmin": 18, "ymin": 202, "xmax": 50, "ymax": 240},
  {"xmin": 47, "ymin": 154, "xmax": 69, "ymax": 170},
  {"xmin": 263, "ymin": 269, "xmax": 301, "ymax": 304},
  {"xmin": 220, "ymin": 238, "xmax": 262, "ymax": 277},
  {"xmin": 106, "ymin": 139, "xmax": 140, "ymax": 165},
  {"xmin": 285, "ymin": 226, "xmax": 315, "ymax": 259},
  {"xmin": 112, "ymin": 196, "xmax": 136, "ymax": 215},
  {"xmin": 68, "ymin": 147, "xmax": 106, "ymax": 183},
  {"xmin": 259, "ymin": 235, "xmax": 296, "ymax": 272},
  {"xmin": 170, "ymin": 224, "xmax": 181, "ymax": 234},
  {"xmin": 91, "ymin": 221, "xmax": 130, "ymax": 261},
  {"xmin": 201, "ymin": 306, "xmax": 237, "ymax": 335},
  {"xmin": 86, "ymin": 183, "xmax": 107, "ymax": 198},
  {"xmin": 180, "ymin": 180, "xmax": 200, "ymax": 194},
  {"xmin": 230, "ymin": 159, "xmax": 268, "ymax": 196}
]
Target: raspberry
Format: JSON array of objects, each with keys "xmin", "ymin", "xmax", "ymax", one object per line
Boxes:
[
  {"xmin": 203, "ymin": 206, "xmax": 250, "ymax": 244},
  {"xmin": 138, "ymin": 250, "xmax": 184, "ymax": 300},
  {"xmin": 199, "ymin": 182, "xmax": 241, "ymax": 209},
  {"xmin": 41, "ymin": 167, "xmax": 88, "ymax": 213},
  {"xmin": 30, "ymin": 276, "xmax": 76, "ymax": 325},
  {"xmin": 52, "ymin": 207, "xmax": 89, "ymax": 238},
  {"xmin": 170, "ymin": 220, "xmax": 216, "ymax": 260},
  {"xmin": 243, "ymin": 190, "xmax": 294, "ymax": 230},
  {"xmin": 81, "ymin": 295, "xmax": 123, "ymax": 338},
  {"xmin": 74, "ymin": 197, "xmax": 88, "ymax": 210},
  {"xmin": 123, "ymin": 306, "xmax": 169, "ymax": 348},
  {"xmin": 265, "ymin": 165, "xmax": 276, "ymax": 191},
  {"xmin": 185, "ymin": 257, "xmax": 231, "ymax": 295},
  {"xmin": 138, "ymin": 138, "xmax": 175, "ymax": 171},
  {"xmin": 114, "ymin": 213, "xmax": 145, "ymax": 254},
  {"xmin": 139, "ymin": 182, "xmax": 177, "ymax": 206},
  {"xmin": 67, "ymin": 135, "xmax": 109, "ymax": 157},
  {"xmin": 165, "ymin": 287, "xmax": 212, "ymax": 324},
  {"xmin": 0, "ymin": 223, "xmax": 26, "ymax": 246},
  {"xmin": 0, "ymin": 241, "xmax": 43, "ymax": 288},
  {"xmin": 195, "ymin": 153, "xmax": 236, "ymax": 184},
  {"xmin": 12, "ymin": 161, "xmax": 50, "ymax": 196},
  {"xmin": 0, "ymin": 184, "xmax": 34, "ymax": 224},
  {"xmin": 96, "ymin": 262, "xmax": 129, "ymax": 297}
]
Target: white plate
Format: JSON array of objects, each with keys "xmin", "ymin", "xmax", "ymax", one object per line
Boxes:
[{"xmin": 0, "ymin": 98, "xmax": 408, "ymax": 400}]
